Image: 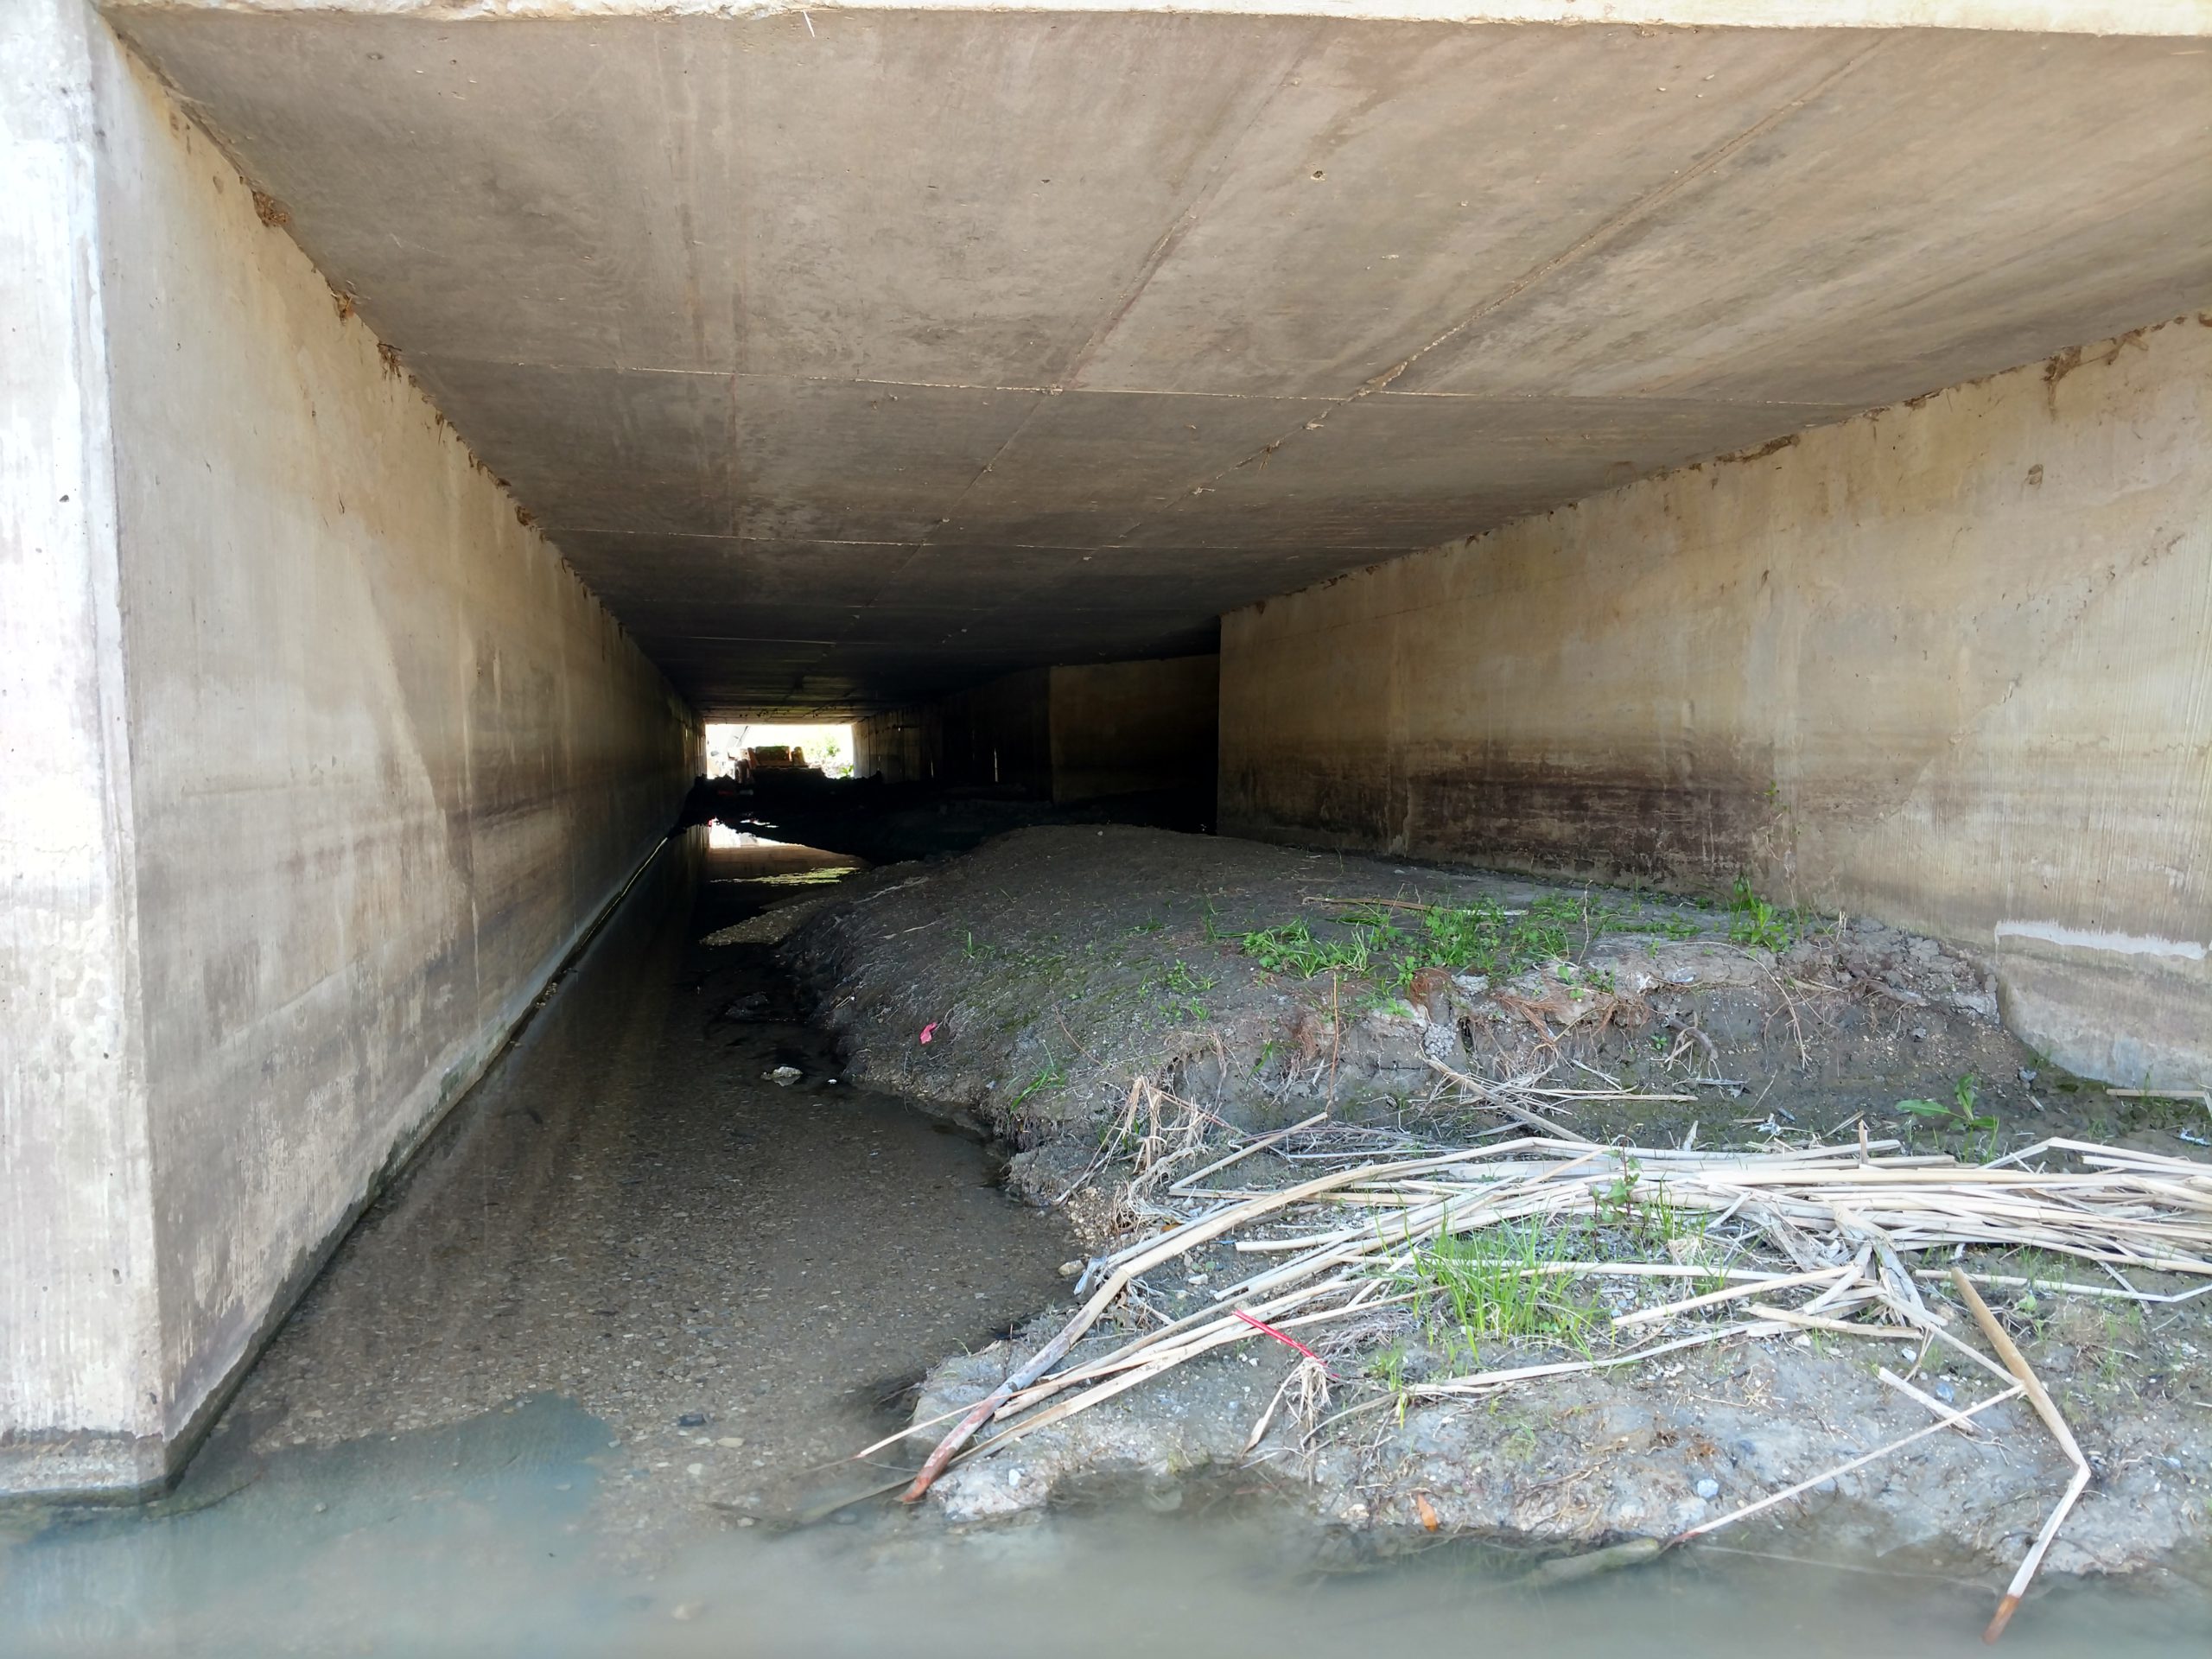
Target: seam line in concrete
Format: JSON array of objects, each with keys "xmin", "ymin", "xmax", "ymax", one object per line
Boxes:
[{"xmin": 1101, "ymin": 29, "xmax": 1898, "ymax": 550}]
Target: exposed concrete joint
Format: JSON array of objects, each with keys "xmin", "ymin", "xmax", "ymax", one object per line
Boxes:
[
  {"xmin": 854, "ymin": 20, "xmax": 1324, "ymax": 644},
  {"xmin": 1053, "ymin": 25, "xmax": 1324, "ymax": 392},
  {"xmin": 408, "ymin": 356, "xmax": 1866, "ymax": 408},
  {"xmin": 95, "ymin": 1, "xmax": 2212, "ymax": 43},
  {"xmin": 1115, "ymin": 29, "xmax": 1897, "ymax": 544},
  {"xmin": 769, "ymin": 17, "xmax": 1324, "ymax": 696}
]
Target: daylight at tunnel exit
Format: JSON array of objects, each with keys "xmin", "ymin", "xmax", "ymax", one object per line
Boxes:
[{"xmin": 3, "ymin": 0, "xmax": 2211, "ymax": 1653}]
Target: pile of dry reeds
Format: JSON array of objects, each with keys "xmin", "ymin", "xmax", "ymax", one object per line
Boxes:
[{"xmin": 872, "ymin": 1067, "xmax": 2212, "ymax": 1642}]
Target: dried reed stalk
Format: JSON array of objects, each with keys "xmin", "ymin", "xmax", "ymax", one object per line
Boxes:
[{"xmin": 884, "ymin": 1075, "xmax": 2209, "ymax": 1629}]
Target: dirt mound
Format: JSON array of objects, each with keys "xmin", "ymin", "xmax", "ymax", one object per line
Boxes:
[
  {"xmin": 783, "ymin": 825, "xmax": 2149, "ymax": 1160},
  {"xmin": 782, "ymin": 827, "xmax": 2212, "ymax": 1605}
]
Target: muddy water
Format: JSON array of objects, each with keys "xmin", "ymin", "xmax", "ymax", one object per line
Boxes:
[
  {"xmin": 6, "ymin": 1400, "xmax": 2209, "ymax": 1655},
  {"xmin": 3, "ymin": 834, "xmax": 2208, "ymax": 1654}
]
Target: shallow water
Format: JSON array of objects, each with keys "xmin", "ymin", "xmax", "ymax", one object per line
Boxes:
[
  {"xmin": 7, "ymin": 1390, "xmax": 2208, "ymax": 1656},
  {"xmin": 4, "ymin": 834, "xmax": 2206, "ymax": 1656}
]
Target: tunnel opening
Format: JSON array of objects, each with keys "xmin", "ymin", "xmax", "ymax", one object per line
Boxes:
[
  {"xmin": 705, "ymin": 721, "xmax": 857, "ymax": 783},
  {"xmin": 5, "ymin": 0, "xmax": 2211, "ymax": 1646}
]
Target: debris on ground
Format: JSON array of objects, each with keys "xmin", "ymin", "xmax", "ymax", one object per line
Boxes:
[
  {"xmin": 858, "ymin": 1087, "xmax": 2211, "ymax": 1633},
  {"xmin": 784, "ymin": 826, "xmax": 2212, "ymax": 1618}
]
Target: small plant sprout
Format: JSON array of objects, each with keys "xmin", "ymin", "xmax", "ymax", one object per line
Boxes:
[
  {"xmin": 1898, "ymin": 1074, "xmax": 2000, "ymax": 1159},
  {"xmin": 1727, "ymin": 876, "xmax": 1797, "ymax": 951},
  {"xmin": 1009, "ymin": 1061, "xmax": 1063, "ymax": 1108}
]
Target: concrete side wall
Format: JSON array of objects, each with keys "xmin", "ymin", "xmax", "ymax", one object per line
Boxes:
[
  {"xmin": 852, "ymin": 657, "xmax": 1217, "ymax": 802},
  {"xmin": 852, "ymin": 670, "xmax": 1052, "ymax": 793},
  {"xmin": 0, "ymin": 0, "xmax": 164, "ymax": 1492},
  {"xmin": 853, "ymin": 706, "xmax": 938, "ymax": 785},
  {"xmin": 0, "ymin": 16, "xmax": 696, "ymax": 1493},
  {"xmin": 950, "ymin": 671, "xmax": 1053, "ymax": 798},
  {"xmin": 1222, "ymin": 317, "xmax": 2212, "ymax": 1088},
  {"xmin": 1049, "ymin": 655, "xmax": 1219, "ymax": 804}
]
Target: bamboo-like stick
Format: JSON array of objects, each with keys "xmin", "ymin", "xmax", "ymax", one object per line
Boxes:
[
  {"xmin": 1948, "ymin": 1269, "xmax": 2091, "ymax": 1644},
  {"xmin": 1169, "ymin": 1112, "xmax": 1329, "ymax": 1194},
  {"xmin": 1611, "ymin": 1264, "xmax": 1855, "ymax": 1329},
  {"xmin": 897, "ymin": 1147, "xmax": 1493, "ymax": 1500},
  {"xmin": 1405, "ymin": 1319, "xmax": 1785, "ymax": 1399},
  {"xmin": 1910, "ymin": 1268, "xmax": 2212, "ymax": 1305},
  {"xmin": 1878, "ymin": 1367, "xmax": 1986, "ymax": 1436},
  {"xmin": 1674, "ymin": 1386, "xmax": 2023, "ymax": 1542},
  {"xmin": 879, "ymin": 1109, "xmax": 2205, "ymax": 1529},
  {"xmin": 1423, "ymin": 1058, "xmax": 1595, "ymax": 1141}
]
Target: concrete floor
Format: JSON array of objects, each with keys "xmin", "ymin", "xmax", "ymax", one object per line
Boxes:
[{"xmin": 182, "ymin": 836, "xmax": 1072, "ymax": 1541}]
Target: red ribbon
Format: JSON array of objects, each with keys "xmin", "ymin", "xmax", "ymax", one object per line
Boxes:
[{"xmin": 1230, "ymin": 1306, "xmax": 1334, "ymax": 1376}]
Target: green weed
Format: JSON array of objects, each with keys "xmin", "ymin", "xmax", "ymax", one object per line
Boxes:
[
  {"xmin": 1727, "ymin": 877, "xmax": 1798, "ymax": 950},
  {"xmin": 1591, "ymin": 1155, "xmax": 1705, "ymax": 1255},
  {"xmin": 1162, "ymin": 961, "xmax": 1215, "ymax": 997},
  {"xmin": 1009, "ymin": 1061, "xmax": 1064, "ymax": 1108},
  {"xmin": 1237, "ymin": 918, "xmax": 1367, "ymax": 977},
  {"xmin": 1898, "ymin": 1074, "xmax": 2000, "ymax": 1160},
  {"xmin": 1397, "ymin": 1220, "xmax": 1599, "ymax": 1357},
  {"xmin": 1605, "ymin": 912, "xmax": 1704, "ymax": 941},
  {"xmin": 1236, "ymin": 887, "xmax": 1700, "ymax": 996}
]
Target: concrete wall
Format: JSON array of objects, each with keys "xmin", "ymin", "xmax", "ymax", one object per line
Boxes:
[
  {"xmin": 852, "ymin": 655, "xmax": 1218, "ymax": 804},
  {"xmin": 1049, "ymin": 656, "xmax": 1219, "ymax": 805},
  {"xmin": 1222, "ymin": 317, "xmax": 2211, "ymax": 1089},
  {"xmin": 852, "ymin": 706, "xmax": 938, "ymax": 785},
  {"xmin": 1, "ymin": 0, "xmax": 697, "ymax": 1495},
  {"xmin": 1, "ymin": 0, "xmax": 163, "ymax": 1494},
  {"xmin": 948, "ymin": 670, "xmax": 1053, "ymax": 797},
  {"xmin": 853, "ymin": 669, "xmax": 1051, "ymax": 791}
]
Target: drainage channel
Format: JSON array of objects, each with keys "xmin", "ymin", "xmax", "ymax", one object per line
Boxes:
[
  {"xmin": 0, "ymin": 833, "xmax": 1074, "ymax": 1646},
  {"xmin": 6, "ymin": 838, "xmax": 2209, "ymax": 1655}
]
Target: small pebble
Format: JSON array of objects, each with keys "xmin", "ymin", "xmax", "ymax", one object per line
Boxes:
[
  {"xmin": 677, "ymin": 1412, "xmax": 708, "ymax": 1428},
  {"xmin": 1694, "ymin": 1478, "xmax": 1720, "ymax": 1500},
  {"xmin": 1932, "ymin": 1378, "xmax": 1956, "ymax": 1403},
  {"xmin": 687, "ymin": 1462, "xmax": 705, "ymax": 1478}
]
